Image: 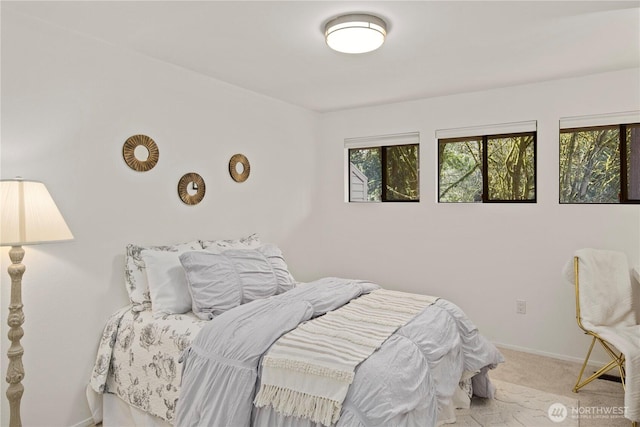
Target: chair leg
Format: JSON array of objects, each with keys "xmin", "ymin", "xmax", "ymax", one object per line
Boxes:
[
  {"xmin": 598, "ymin": 339, "xmax": 626, "ymax": 391},
  {"xmin": 573, "ymin": 336, "xmax": 623, "ymax": 393},
  {"xmin": 573, "ymin": 336, "xmax": 597, "ymax": 393}
]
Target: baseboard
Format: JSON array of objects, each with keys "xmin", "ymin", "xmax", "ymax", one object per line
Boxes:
[
  {"xmin": 492, "ymin": 341, "xmax": 609, "ymax": 368},
  {"xmin": 69, "ymin": 417, "xmax": 95, "ymax": 427}
]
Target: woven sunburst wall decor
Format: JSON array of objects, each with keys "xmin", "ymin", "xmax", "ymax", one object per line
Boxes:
[
  {"xmin": 229, "ymin": 154, "xmax": 250, "ymax": 183},
  {"xmin": 122, "ymin": 134, "xmax": 159, "ymax": 172},
  {"xmin": 177, "ymin": 172, "xmax": 206, "ymax": 205}
]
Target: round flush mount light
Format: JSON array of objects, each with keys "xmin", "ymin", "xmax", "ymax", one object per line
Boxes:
[{"xmin": 325, "ymin": 13, "xmax": 387, "ymax": 54}]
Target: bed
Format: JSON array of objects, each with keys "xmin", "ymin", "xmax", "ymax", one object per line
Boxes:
[{"xmin": 87, "ymin": 235, "xmax": 503, "ymax": 427}]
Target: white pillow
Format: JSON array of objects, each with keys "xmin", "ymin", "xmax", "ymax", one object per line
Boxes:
[
  {"xmin": 124, "ymin": 241, "xmax": 201, "ymax": 310},
  {"xmin": 141, "ymin": 249, "xmax": 194, "ymax": 315}
]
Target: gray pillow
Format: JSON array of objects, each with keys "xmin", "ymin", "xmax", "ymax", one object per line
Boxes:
[{"xmin": 179, "ymin": 244, "xmax": 295, "ymax": 320}]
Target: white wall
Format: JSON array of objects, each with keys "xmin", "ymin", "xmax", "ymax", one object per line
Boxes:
[
  {"xmin": 311, "ymin": 68, "xmax": 640, "ymax": 365},
  {"xmin": 2, "ymin": 6, "xmax": 640, "ymax": 427},
  {"xmin": 0, "ymin": 9, "xmax": 319, "ymax": 426}
]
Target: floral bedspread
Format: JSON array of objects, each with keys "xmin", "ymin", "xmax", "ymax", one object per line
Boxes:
[{"xmin": 90, "ymin": 306, "xmax": 207, "ymax": 423}]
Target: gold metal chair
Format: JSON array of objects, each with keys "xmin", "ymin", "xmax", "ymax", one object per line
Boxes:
[
  {"xmin": 572, "ymin": 256, "xmax": 626, "ymax": 393},
  {"xmin": 570, "ymin": 249, "xmax": 639, "ymax": 427}
]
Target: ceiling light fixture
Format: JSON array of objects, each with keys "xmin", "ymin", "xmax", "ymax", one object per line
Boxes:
[{"xmin": 325, "ymin": 14, "xmax": 387, "ymax": 54}]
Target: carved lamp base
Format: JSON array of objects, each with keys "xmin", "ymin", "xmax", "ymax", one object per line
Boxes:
[{"xmin": 7, "ymin": 245, "xmax": 25, "ymax": 427}]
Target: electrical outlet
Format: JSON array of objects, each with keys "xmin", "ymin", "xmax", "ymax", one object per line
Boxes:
[{"xmin": 516, "ymin": 300, "xmax": 526, "ymax": 314}]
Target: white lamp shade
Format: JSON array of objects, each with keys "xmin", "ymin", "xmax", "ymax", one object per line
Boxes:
[
  {"xmin": 325, "ymin": 14, "xmax": 387, "ymax": 54},
  {"xmin": 1, "ymin": 179, "xmax": 73, "ymax": 246}
]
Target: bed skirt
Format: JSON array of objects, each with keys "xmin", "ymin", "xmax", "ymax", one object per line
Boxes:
[
  {"xmin": 86, "ymin": 385, "xmax": 172, "ymax": 427},
  {"xmin": 86, "ymin": 376, "xmax": 485, "ymax": 427}
]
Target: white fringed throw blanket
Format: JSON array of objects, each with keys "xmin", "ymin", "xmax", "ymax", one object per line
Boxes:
[{"xmin": 254, "ymin": 289, "xmax": 438, "ymax": 426}]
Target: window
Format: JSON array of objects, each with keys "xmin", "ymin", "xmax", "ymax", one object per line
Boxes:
[
  {"xmin": 346, "ymin": 133, "xmax": 419, "ymax": 202},
  {"xmin": 437, "ymin": 121, "xmax": 537, "ymax": 203},
  {"xmin": 438, "ymin": 138, "xmax": 483, "ymax": 202},
  {"xmin": 559, "ymin": 113, "xmax": 640, "ymax": 204}
]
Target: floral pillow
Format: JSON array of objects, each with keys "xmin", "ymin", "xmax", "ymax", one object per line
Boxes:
[
  {"xmin": 124, "ymin": 241, "xmax": 200, "ymax": 311},
  {"xmin": 200, "ymin": 233, "xmax": 262, "ymax": 253}
]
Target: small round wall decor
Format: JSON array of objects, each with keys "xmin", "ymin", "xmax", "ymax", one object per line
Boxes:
[
  {"xmin": 123, "ymin": 134, "xmax": 159, "ymax": 172},
  {"xmin": 178, "ymin": 173, "xmax": 206, "ymax": 205},
  {"xmin": 229, "ymin": 154, "xmax": 250, "ymax": 183}
]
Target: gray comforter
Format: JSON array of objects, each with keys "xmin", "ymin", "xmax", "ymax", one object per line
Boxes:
[{"xmin": 175, "ymin": 277, "xmax": 503, "ymax": 427}]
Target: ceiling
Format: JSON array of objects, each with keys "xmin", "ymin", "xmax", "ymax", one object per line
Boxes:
[{"xmin": 4, "ymin": 1, "xmax": 640, "ymax": 113}]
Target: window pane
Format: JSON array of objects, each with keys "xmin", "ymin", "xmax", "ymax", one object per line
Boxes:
[
  {"xmin": 487, "ymin": 134, "xmax": 536, "ymax": 201},
  {"xmin": 559, "ymin": 127, "xmax": 620, "ymax": 203},
  {"xmin": 349, "ymin": 147, "xmax": 381, "ymax": 202},
  {"xmin": 627, "ymin": 125, "xmax": 640, "ymax": 200},
  {"xmin": 438, "ymin": 139, "xmax": 482, "ymax": 202},
  {"xmin": 384, "ymin": 145, "xmax": 419, "ymax": 201}
]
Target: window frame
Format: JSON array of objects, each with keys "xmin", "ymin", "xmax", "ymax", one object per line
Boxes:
[
  {"xmin": 437, "ymin": 131, "xmax": 537, "ymax": 203},
  {"xmin": 559, "ymin": 123, "xmax": 640, "ymax": 204},
  {"xmin": 621, "ymin": 123, "xmax": 640, "ymax": 203}
]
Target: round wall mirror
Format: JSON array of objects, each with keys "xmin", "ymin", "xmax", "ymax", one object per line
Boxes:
[
  {"xmin": 134, "ymin": 145, "xmax": 150, "ymax": 161},
  {"xmin": 229, "ymin": 154, "xmax": 250, "ymax": 183},
  {"xmin": 123, "ymin": 134, "xmax": 159, "ymax": 172},
  {"xmin": 178, "ymin": 173, "xmax": 206, "ymax": 205}
]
